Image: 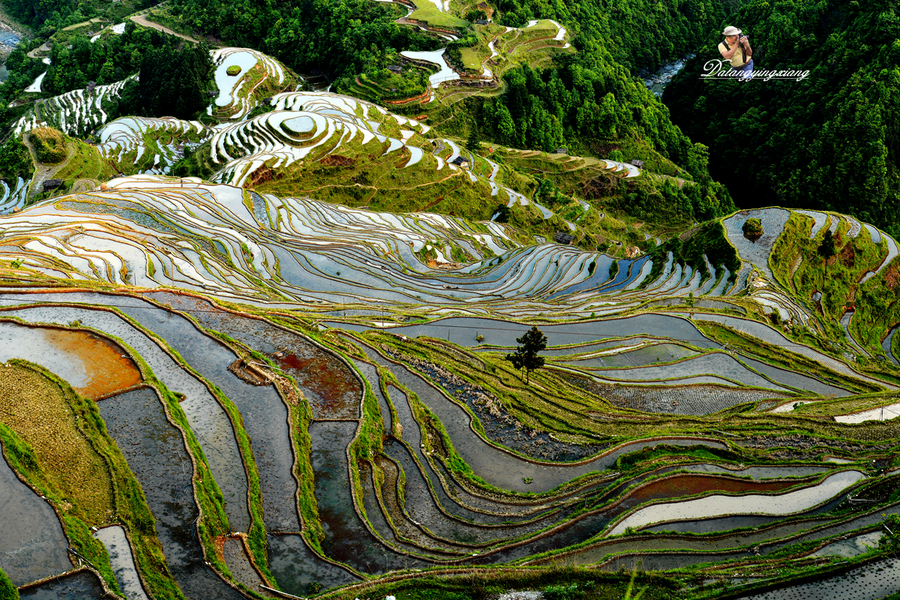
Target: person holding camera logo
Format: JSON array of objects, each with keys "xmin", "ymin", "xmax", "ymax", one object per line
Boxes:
[{"xmin": 719, "ymin": 26, "xmax": 753, "ymax": 80}]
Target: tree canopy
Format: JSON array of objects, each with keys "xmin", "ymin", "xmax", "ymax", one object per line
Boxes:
[
  {"xmin": 664, "ymin": 0, "xmax": 900, "ymax": 237},
  {"xmin": 505, "ymin": 326, "xmax": 547, "ymax": 383},
  {"xmin": 818, "ymin": 229, "xmax": 837, "ymax": 261}
]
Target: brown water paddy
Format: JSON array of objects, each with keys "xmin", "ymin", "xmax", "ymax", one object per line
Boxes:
[{"xmin": 0, "ymin": 320, "xmax": 141, "ymax": 399}]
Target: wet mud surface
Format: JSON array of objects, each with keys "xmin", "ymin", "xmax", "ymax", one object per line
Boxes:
[
  {"xmin": 20, "ymin": 569, "xmax": 110, "ymax": 600},
  {"xmin": 0, "ymin": 441, "xmax": 72, "ymax": 586},
  {"xmin": 0, "ymin": 321, "xmax": 141, "ymax": 399},
  {"xmin": 99, "ymin": 387, "xmax": 246, "ymax": 600}
]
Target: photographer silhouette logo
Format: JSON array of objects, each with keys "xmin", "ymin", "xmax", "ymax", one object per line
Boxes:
[{"xmin": 707, "ymin": 25, "xmax": 809, "ymax": 82}]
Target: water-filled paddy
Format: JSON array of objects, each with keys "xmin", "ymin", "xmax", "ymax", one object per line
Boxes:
[
  {"xmin": 381, "ymin": 438, "xmax": 571, "ymax": 548},
  {"xmin": 24, "ymin": 292, "xmax": 299, "ymax": 532},
  {"xmin": 367, "ymin": 341, "xmax": 726, "ymax": 492},
  {"xmin": 0, "ymin": 303, "xmax": 250, "ymax": 532},
  {"xmin": 0, "ymin": 320, "xmax": 141, "ymax": 398},
  {"xmin": 374, "ymin": 453, "xmax": 470, "ymax": 556},
  {"xmin": 722, "ymin": 209, "xmax": 790, "ymax": 280},
  {"xmin": 19, "ymin": 569, "xmax": 108, "ymax": 600},
  {"xmin": 99, "ymin": 387, "xmax": 246, "ymax": 600},
  {"xmin": 0, "ymin": 441, "xmax": 72, "ymax": 586},
  {"xmin": 744, "ymin": 557, "xmax": 900, "ymax": 600},
  {"xmin": 92, "ymin": 526, "xmax": 150, "ymax": 600},
  {"xmin": 385, "ymin": 385, "xmax": 552, "ymax": 521},
  {"xmin": 882, "ymin": 326, "xmax": 899, "ymax": 366},
  {"xmin": 580, "ymin": 378, "xmax": 787, "ymax": 415},
  {"xmin": 222, "ymin": 537, "xmax": 273, "ymax": 596},
  {"xmin": 358, "ymin": 460, "xmax": 431, "ymax": 555},
  {"xmin": 686, "ymin": 313, "xmax": 891, "ymax": 390},
  {"xmin": 560, "ymin": 342, "xmax": 698, "ymax": 368},
  {"xmin": 308, "ymin": 420, "xmax": 431, "ymax": 573},
  {"xmin": 585, "ymin": 353, "xmax": 790, "ymax": 392},
  {"xmin": 739, "ymin": 355, "xmax": 850, "ymax": 397},
  {"xmin": 607, "ymin": 470, "xmax": 866, "ymax": 536},
  {"xmin": 267, "ymin": 534, "xmax": 360, "ymax": 595},
  {"xmin": 338, "ymin": 314, "xmax": 715, "ymax": 351}
]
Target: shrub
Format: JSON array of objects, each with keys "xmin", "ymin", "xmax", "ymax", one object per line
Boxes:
[
  {"xmin": 0, "ymin": 567, "xmax": 17, "ymax": 600},
  {"xmin": 226, "ymin": 65, "xmax": 241, "ymax": 76},
  {"xmin": 743, "ymin": 217, "xmax": 763, "ymax": 240},
  {"xmin": 544, "ymin": 583, "xmax": 581, "ymax": 600},
  {"xmin": 29, "ymin": 127, "xmax": 67, "ymax": 164}
]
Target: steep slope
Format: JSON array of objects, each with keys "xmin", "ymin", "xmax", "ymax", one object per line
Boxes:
[{"xmin": 664, "ymin": 0, "xmax": 900, "ymax": 237}]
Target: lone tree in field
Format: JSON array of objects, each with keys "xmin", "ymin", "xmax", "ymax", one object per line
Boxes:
[
  {"xmin": 505, "ymin": 326, "xmax": 547, "ymax": 384},
  {"xmin": 818, "ymin": 229, "xmax": 837, "ymax": 261}
]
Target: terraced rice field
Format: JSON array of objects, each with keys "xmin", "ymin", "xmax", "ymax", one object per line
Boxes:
[{"xmin": 2, "ymin": 45, "xmax": 900, "ymax": 600}]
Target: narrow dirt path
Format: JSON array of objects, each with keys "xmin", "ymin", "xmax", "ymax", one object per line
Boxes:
[
  {"xmin": 26, "ymin": 42, "xmax": 51, "ymax": 59},
  {"xmin": 129, "ymin": 14, "xmax": 200, "ymax": 43},
  {"xmin": 22, "ymin": 135, "xmax": 77, "ymax": 197}
]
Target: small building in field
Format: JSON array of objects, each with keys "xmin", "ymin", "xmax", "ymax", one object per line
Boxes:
[
  {"xmin": 451, "ymin": 156, "xmax": 470, "ymax": 168},
  {"xmin": 630, "ymin": 159, "xmax": 645, "ymax": 168}
]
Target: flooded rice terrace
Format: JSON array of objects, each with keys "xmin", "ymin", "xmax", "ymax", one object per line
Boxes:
[
  {"xmin": 0, "ymin": 320, "xmax": 141, "ymax": 398},
  {"xmin": 0, "ymin": 288, "xmax": 895, "ymax": 598}
]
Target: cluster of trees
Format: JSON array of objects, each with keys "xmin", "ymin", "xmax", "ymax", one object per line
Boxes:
[
  {"xmin": 0, "ymin": 136, "xmax": 33, "ymax": 186},
  {"xmin": 2, "ymin": 0, "xmax": 153, "ymax": 31},
  {"xmin": 37, "ymin": 24, "xmax": 173, "ymax": 95},
  {"xmin": 0, "ymin": 24, "xmax": 210, "ymax": 126},
  {"xmin": 170, "ymin": 0, "xmax": 440, "ymax": 80},
  {"xmin": 129, "ymin": 40, "xmax": 214, "ymax": 119},
  {"xmin": 492, "ymin": 0, "xmax": 737, "ymax": 73},
  {"xmin": 664, "ymin": 0, "xmax": 900, "ymax": 237},
  {"xmin": 606, "ymin": 177, "xmax": 734, "ymax": 225}
]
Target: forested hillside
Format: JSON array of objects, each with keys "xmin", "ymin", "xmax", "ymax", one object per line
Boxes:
[
  {"xmin": 166, "ymin": 0, "xmax": 734, "ymax": 201},
  {"xmin": 664, "ymin": 0, "xmax": 900, "ymax": 237}
]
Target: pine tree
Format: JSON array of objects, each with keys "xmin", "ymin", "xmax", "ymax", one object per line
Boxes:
[
  {"xmin": 505, "ymin": 326, "xmax": 547, "ymax": 384},
  {"xmin": 818, "ymin": 229, "xmax": 837, "ymax": 261}
]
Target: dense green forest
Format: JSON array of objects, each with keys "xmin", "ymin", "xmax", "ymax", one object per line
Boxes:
[
  {"xmin": 664, "ymin": 0, "xmax": 900, "ymax": 237},
  {"xmin": 0, "ymin": 24, "xmax": 209, "ymax": 119},
  {"xmin": 172, "ymin": 0, "xmax": 441, "ymax": 78},
  {"xmin": 2, "ymin": 0, "xmax": 147, "ymax": 30},
  {"xmin": 130, "ymin": 40, "xmax": 213, "ymax": 119},
  {"xmin": 493, "ymin": 0, "xmax": 741, "ymax": 73}
]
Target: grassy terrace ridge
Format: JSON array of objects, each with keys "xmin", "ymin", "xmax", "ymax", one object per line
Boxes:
[
  {"xmin": 0, "ymin": 360, "xmax": 183, "ymax": 599},
  {"xmin": 359, "ymin": 330, "xmax": 900, "ymax": 447},
  {"xmin": 407, "ymin": 0, "xmax": 469, "ymax": 29}
]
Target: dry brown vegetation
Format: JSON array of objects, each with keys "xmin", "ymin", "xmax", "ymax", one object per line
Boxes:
[
  {"xmin": 0, "ymin": 362, "xmax": 114, "ymax": 522},
  {"xmin": 30, "ymin": 127, "xmax": 68, "ymax": 164}
]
